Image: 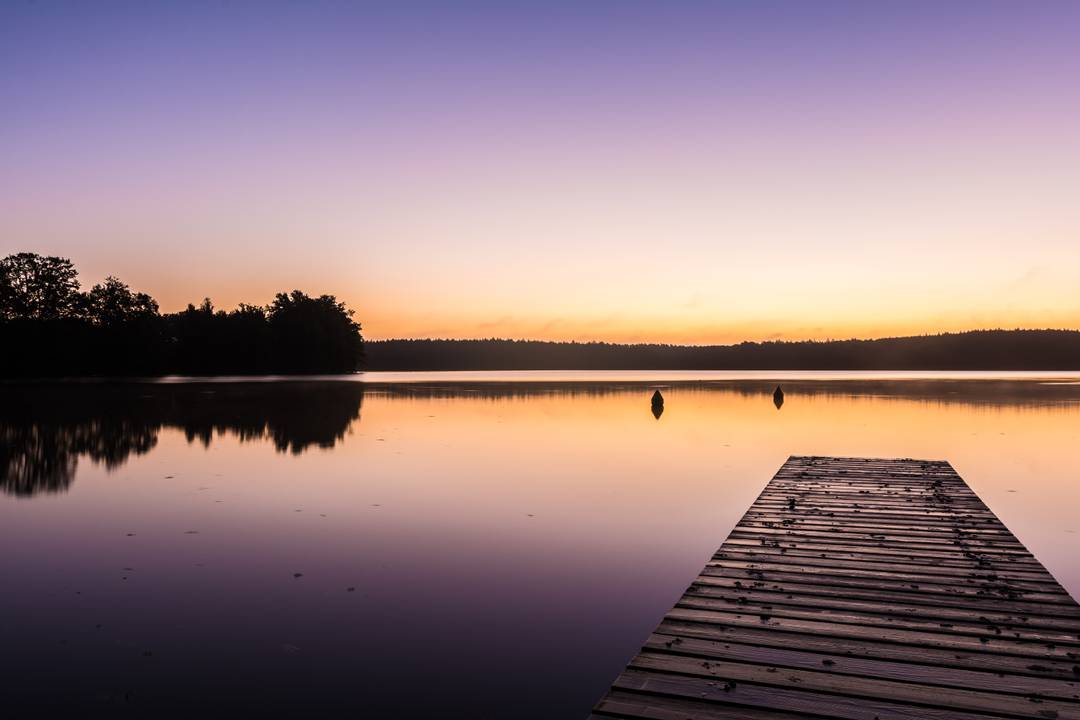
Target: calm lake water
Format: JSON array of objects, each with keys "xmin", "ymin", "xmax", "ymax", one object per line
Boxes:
[{"xmin": 2, "ymin": 373, "xmax": 1079, "ymax": 717}]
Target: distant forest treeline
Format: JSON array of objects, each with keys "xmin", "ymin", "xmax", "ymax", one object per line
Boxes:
[
  {"xmin": 0, "ymin": 253, "xmax": 364, "ymax": 375},
  {"xmin": 366, "ymin": 331, "xmax": 1080, "ymax": 370},
  {"xmin": 6, "ymin": 253, "xmax": 1080, "ymax": 376}
]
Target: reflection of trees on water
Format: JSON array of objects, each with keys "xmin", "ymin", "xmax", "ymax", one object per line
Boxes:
[
  {"xmin": 169, "ymin": 388, "xmax": 363, "ymax": 455},
  {"xmin": 0, "ymin": 419, "xmax": 158, "ymax": 497},
  {"xmin": 0, "ymin": 383, "xmax": 365, "ymax": 497},
  {"xmin": 2, "ymin": 425, "xmax": 80, "ymax": 496},
  {"xmin": 4, "ymin": 377, "xmax": 1079, "ymax": 498},
  {"xmin": 360, "ymin": 378, "xmax": 1080, "ymax": 406}
]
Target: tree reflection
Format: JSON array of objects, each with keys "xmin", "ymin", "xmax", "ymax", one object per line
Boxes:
[
  {"xmin": 0, "ymin": 383, "xmax": 365, "ymax": 497},
  {"xmin": 0, "ymin": 425, "xmax": 79, "ymax": 496},
  {"xmin": 5, "ymin": 377, "xmax": 1076, "ymax": 497}
]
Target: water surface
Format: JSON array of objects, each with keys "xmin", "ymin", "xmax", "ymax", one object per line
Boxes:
[{"xmin": 2, "ymin": 374, "xmax": 1079, "ymax": 717}]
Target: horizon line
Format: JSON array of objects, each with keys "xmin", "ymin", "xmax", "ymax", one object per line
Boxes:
[{"xmin": 366, "ymin": 327, "xmax": 1080, "ymax": 348}]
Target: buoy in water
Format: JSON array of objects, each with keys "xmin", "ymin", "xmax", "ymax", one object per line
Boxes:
[
  {"xmin": 651, "ymin": 390, "xmax": 665, "ymax": 419},
  {"xmin": 773, "ymin": 385, "xmax": 784, "ymax": 410}
]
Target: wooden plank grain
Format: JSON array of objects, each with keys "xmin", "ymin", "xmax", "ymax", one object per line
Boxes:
[
  {"xmin": 629, "ymin": 651, "xmax": 1080, "ymax": 718},
  {"xmin": 638, "ymin": 634, "xmax": 1080, "ymax": 702},
  {"xmin": 590, "ymin": 456, "xmax": 1080, "ymax": 719},
  {"xmin": 655, "ymin": 619, "xmax": 1080, "ymax": 681}
]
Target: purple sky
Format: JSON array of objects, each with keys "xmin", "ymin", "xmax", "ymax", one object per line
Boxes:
[{"xmin": 3, "ymin": 1, "xmax": 1080, "ymax": 341}]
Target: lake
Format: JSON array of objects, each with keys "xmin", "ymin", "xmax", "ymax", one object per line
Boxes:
[{"xmin": 2, "ymin": 372, "xmax": 1079, "ymax": 717}]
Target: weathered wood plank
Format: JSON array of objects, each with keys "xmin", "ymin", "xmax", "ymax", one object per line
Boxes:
[
  {"xmin": 639, "ymin": 634, "xmax": 1080, "ymax": 701},
  {"xmin": 591, "ymin": 456, "xmax": 1080, "ymax": 719},
  {"xmin": 629, "ymin": 652, "xmax": 1080, "ymax": 717},
  {"xmin": 691, "ymin": 575, "xmax": 1080, "ymax": 619},
  {"xmin": 709, "ymin": 551, "xmax": 1060, "ymax": 582},
  {"xmin": 684, "ymin": 585, "xmax": 1080, "ymax": 632},
  {"xmin": 656, "ymin": 619, "xmax": 1080, "ymax": 681},
  {"xmin": 699, "ymin": 566, "xmax": 1077, "ymax": 607},
  {"xmin": 673, "ymin": 598, "xmax": 1080, "ymax": 645},
  {"xmin": 666, "ymin": 606, "xmax": 1079, "ymax": 659}
]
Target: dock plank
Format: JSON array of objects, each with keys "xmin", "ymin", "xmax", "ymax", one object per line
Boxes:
[{"xmin": 591, "ymin": 456, "xmax": 1080, "ymax": 719}]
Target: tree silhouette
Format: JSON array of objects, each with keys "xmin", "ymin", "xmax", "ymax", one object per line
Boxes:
[
  {"xmin": 0, "ymin": 253, "xmax": 82, "ymax": 321},
  {"xmin": 0, "ymin": 253, "xmax": 366, "ymax": 376},
  {"xmin": 85, "ymin": 276, "xmax": 159, "ymax": 325},
  {"xmin": 364, "ymin": 333, "xmax": 1080, "ymax": 371},
  {"xmin": 267, "ymin": 290, "xmax": 364, "ymax": 372},
  {"xmin": 3, "ymin": 251, "xmax": 1079, "ymax": 375}
]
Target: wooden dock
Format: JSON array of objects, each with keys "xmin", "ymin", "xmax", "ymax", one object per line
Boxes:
[{"xmin": 591, "ymin": 456, "xmax": 1080, "ymax": 719}]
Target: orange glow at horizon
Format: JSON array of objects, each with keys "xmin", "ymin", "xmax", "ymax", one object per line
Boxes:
[{"xmin": 105, "ymin": 261, "xmax": 1080, "ymax": 345}]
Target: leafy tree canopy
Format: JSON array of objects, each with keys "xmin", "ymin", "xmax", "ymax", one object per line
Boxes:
[{"xmin": 0, "ymin": 253, "xmax": 82, "ymax": 321}]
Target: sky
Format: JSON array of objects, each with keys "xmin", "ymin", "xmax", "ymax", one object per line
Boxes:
[{"xmin": 2, "ymin": 1, "xmax": 1079, "ymax": 344}]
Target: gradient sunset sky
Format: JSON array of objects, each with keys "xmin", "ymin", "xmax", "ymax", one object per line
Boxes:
[{"xmin": 3, "ymin": 1, "xmax": 1079, "ymax": 343}]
